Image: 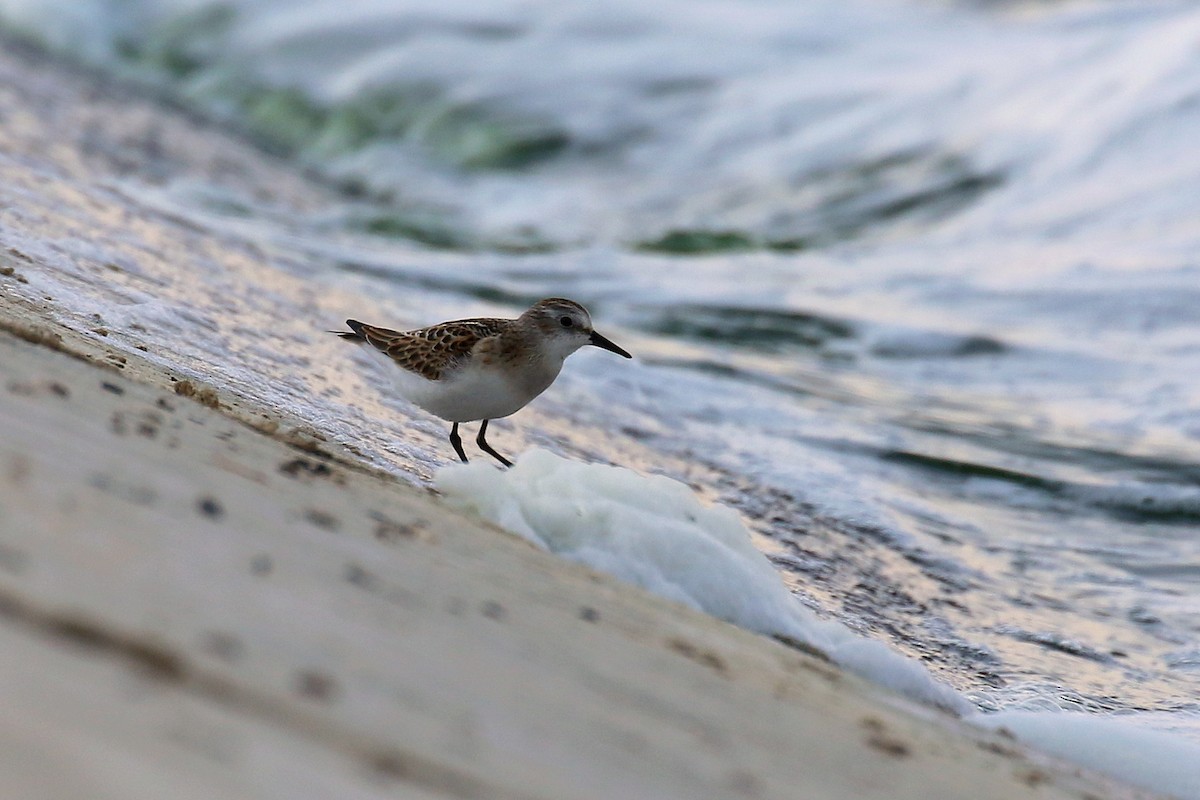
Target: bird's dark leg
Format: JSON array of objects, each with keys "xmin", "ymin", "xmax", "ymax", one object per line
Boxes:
[
  {"xmin": 449, "ymin": 422, "xmax": 468, "ymax": 463},
  {"xmin": 475, "ymin": 420, "xmax": 513, "ymax": 468}
]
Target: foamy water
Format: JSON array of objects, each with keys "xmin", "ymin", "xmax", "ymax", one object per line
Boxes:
[
  {"xmin": 439, "ymin": 451, "xmax": 1200, "ymax": 798},
  {"xmin": 3, "ymin": 0, "xmax": 1200, "ymax": 794},
  {"xmin": 438, "ymin": 449, "xmax": 968, "ymax": 713}
]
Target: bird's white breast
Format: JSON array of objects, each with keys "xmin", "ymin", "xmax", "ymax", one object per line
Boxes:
[{"xmin": 366, "ymin": 347, "xmax": 562, "ymax": 422}]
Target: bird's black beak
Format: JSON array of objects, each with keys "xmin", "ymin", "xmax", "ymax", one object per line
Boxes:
[{"xmin": 589, "ymin": 330, "xmax": 632, "ymax": 359}]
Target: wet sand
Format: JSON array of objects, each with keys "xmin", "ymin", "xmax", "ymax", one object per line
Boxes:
[{"xmin": 0, "ymin": 36, "xmax": 1155, "ymax": 799}]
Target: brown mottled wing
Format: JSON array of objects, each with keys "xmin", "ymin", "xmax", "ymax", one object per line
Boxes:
[{"xmin": 345, "ymin": 318, "xmax": 507, "ymax": 380}]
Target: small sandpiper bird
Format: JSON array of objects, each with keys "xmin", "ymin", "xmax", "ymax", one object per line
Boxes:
[{"xmin": 335, "ymin": 298, "xmax": 632, "ymax": 466}]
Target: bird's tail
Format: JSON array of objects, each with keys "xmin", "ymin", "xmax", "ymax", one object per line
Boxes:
[{"xmin": 330, "ymin": 319, "xmax": 367, "ymax": 341}]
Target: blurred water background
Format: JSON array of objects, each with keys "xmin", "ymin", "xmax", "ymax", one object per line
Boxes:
[{"xmin": 3, "ymin": 0, "xmax": 1199, "ymax": 738}]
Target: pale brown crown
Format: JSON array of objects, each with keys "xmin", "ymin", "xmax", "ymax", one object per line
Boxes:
[{"xmin": 521, "ymin": 298, "xmax": 594, "ymax": 337}]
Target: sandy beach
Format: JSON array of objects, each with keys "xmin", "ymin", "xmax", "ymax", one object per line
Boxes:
[{"xmin": 0, "ymin": 35, "xmax": 1161, "ymax": 800}]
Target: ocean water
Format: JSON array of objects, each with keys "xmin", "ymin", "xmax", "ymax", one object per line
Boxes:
[{"xmin": 3, "ymin": 0, "xmax": 1200, "ymax": 788}]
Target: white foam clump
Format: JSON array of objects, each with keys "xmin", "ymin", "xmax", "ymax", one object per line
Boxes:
[
  {"xmin": 437, "ymin": 449, "xmax": 967, "ymax": 714},
  {"xmin": 977, "ymin": 711, "xmax": 1200, "ymax": 800}
]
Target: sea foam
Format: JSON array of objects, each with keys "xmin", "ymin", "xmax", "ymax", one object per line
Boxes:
[
  {"xmin": 978, "ymin": 710, "xmax": 1200, "ymax": 799},
  {"xmin": 438, "ymin": 449, "xmax": 1200, "ymax": 798},
  {"xmin": 437, "ymin": 448, "xmax": 967, "ymax": 713}
]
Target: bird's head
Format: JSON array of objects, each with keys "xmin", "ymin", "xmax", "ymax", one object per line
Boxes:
[{"xmin": 522, "ymin": 298, "xmax": 632, "ymax": 361}]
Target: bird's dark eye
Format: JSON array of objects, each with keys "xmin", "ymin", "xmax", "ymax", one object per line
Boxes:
[{"xmin": 560, "ymin": 316, "xmax": 574, "ymax": 328}]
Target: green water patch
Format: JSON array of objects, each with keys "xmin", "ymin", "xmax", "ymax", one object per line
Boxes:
[
  {"xmin": 109, "ymin": 7, "xmax": 572, "ymax": 172},
  {"xmin": 883, "ymin": 450, "xmax": 1064, "ymax": 492},
  {"xmin": 344, "ymin": 212, "xmax": 557, "ymax": 253},
  {"xmin": 636, "ymin": 151, "xmax": 1003, "ymax": 255},
  {"xmin": 857, "ymin": 169, "xmax": 1003, "ymax": 224},
  {"xmin": 869, "ymin": 334, "xmax": 1007, "ymax": 359},
  {"xmin": 637, "ymin": 231, "xmax": 811, "ymax": 255},
  {"xmin": 641, "ymin": 304, "xmax": 855, "ymax": 353},
  {"xmin": 883, "ymin": 449, "xmax": 1200, "ymax": 525},
  {"xmin": 114, "ymin": 4, "xmax": 236, "ymax": 80},
  {"xmin": 190, "ymin": 78, "xmax": 572, "ymax": 171},
  {"xmin": 814, "ymin": 151, "xmax": 1004, "ymax": 234},
  {"xmin": 1102, "ymin": 493, "xmax": 1200, "ymax": 525},
  {"xmin": 349, "ymin": 215, "xmax": 471, "ymax": 251},
  {"xmin": 418, "ymin": 104, "xmax": 571, "ymax": 170},
  {"xmin": 900, "ymin": 418, "xmax": 1200, "ymax": 485}
]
